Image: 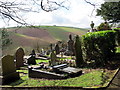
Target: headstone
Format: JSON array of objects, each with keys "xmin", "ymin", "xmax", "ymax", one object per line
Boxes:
[
  {"xmin": 0, "ymin": 55, "xmax": 20, "ymax": 85},
  {"xmin": 50, "ymin": 43, "xmax": 53, "ymax": 51},
  {"xmin": 65, "ymin": 34, "xmax": 74, "ymax": 56},
  {"xmin": 27, "ymin": 55, "xmax": 36, "ymax": 65},
  {"xmin": 68, "ymin": 34, "xmax": 74, "ymax": 52},
  {"xmin": 30, "ymin": 49, "xmax": 36, "ymax": 56},
  {"xmin": 15, "ymin": 47, "xmax": 25, "ymax": 69},
  {"xmin": 50, "ymin": 51, "xmax": 57, "ymax": 66},
  {"xmin": 54, "ymin": 43, "xmax": 60, "ymax": 55}
]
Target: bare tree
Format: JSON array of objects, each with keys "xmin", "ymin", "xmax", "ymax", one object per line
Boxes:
[
  {"xmin": 0, "ymin": 0, "xmax": 69, "ymax": 25},
  {"xmin": 84, "ymin": 0, "xmax": 103, "ymax": 16}
]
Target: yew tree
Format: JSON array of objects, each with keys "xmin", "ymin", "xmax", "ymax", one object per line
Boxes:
[{"xmin": 96, "ymin": 2, "xmax": 120, "ymax": 23}]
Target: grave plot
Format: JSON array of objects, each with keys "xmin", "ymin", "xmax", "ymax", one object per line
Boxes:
[
  {"xmin": 28, "ymin": 64, "xmax": 82, "ymax": 79},
  {"xmin": 53, "ymin": 64, "xmax": 82, "ymax": 77}
]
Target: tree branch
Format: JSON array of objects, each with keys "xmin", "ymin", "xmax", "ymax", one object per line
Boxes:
[{"xmin": 0, "ymin": 0, "xmax": 69, "ymax": 25}]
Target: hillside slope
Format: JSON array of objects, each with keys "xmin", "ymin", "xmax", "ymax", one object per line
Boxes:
[{"xmin": 4, "ymin": 26, "xmax": 88, "ymax": 55}]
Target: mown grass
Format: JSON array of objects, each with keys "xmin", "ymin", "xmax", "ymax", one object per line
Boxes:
[
  {"xmin": 10, "ymin": 70, "xmax": 106, "ymax": 87},
  {"xmin": 116, "ymin": 47, "xmax": 120, "ymax": 53},
  {"xmin": 36, "ymin": 59, "xmax": 49, "ymax": 64}
]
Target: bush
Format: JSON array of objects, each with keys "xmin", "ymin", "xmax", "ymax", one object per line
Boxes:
[
  {"xmin": 97, "ymin": 22, "xmax": 111, "ymax": 31},
  {"xmin": 114, "ymin": 29, "xmax": 120, "ymax": 46},
  {"xmin": 82, "ymin": 30, "xmax": 117, "ymax": 67},
  {"xmin": 0, "ymin": 28, "xmax": 12, "ymax": 50}
]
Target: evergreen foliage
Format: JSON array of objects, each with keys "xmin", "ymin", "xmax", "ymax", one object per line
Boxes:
[
  {"xmin": 0, "ymin": 28, "xmax": 12, "ymax": 50},
  {"xmin": 82, "ymin": 30, "xmax": 117, "ymax": 67},
  {"xmin": 97, "ymin": 22, "xmax": 111, "ymax": 31},
  {"xmin": 96, "ymin": 2, "xmax": 120, "ymax": 23}
]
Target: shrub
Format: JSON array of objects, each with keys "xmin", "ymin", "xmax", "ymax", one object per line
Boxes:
[
  {"xmin": 82, "ymin": 30, "xmax": 117, "ymax": 67},
  {"xmin": 0, "ymin": 28, "xmax": 12, "ymax": 50},
  {"xmin": 114, "ymin": 29, "xmax": 120, "ymax": 46},
  {"xmin": 97, "ymin": 22, "xmax": 111, "ymax": 31}
]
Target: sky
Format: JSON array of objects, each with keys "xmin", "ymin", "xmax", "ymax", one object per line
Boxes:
[{"xmin": 0, "ymin": 0, "xmax": 105, "ymax": 28}]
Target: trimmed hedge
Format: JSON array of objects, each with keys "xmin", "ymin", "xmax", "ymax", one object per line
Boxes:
[
  {"xmin": 114, "ymin": 29, "xmax": 120, "ymax": 46},
  {"xmin": 82, "ymin": 30, "xmax": 117, "ymax": 66}
]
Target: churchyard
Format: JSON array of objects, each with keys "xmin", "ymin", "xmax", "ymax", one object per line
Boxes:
[{"xmin": 0, "ymin": 27, "xmax": 120, "ymax": 89}]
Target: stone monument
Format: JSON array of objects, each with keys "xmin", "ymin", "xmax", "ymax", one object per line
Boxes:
[
  {"xmin": 30, "ymin": 49, "xmax": 36, "ymax": 56},
  {"xmin": 27, "ymin": 55, "xmax": 36, "ymax": 65},
  {"xmin": 15, "ymin": 47, "xmax": 25, "ymax": 69},
  {"xmin": 50, "ymin": 51, "xmax": 57, "ymax": 66},
  {"xmin": 0, "ymin": 55, "xmax": 20, "ymax": 85},
  {"xmin": 54, "ymin": 43, "xmax": 60, "ymax": 55},
  {"xmin": 65, "ymin": 34, "xmax": 74, "ymax": 56}
]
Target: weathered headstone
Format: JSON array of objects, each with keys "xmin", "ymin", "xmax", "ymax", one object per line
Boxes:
[
  {"xmin": 68, "ymin": 34, "xmax": 74, "ymax": 52},
  {"xmin": 15, "ymin": 47, "xmax": 25, "ymax": 69},
  {"xmin": 50, "ymin": 43, "xmax": 53, "ymax": 51},
  {"xmin": 54, "ymin": 43, "xmax": 60, "ymax": 55},
  {"xmin": 27, "ymin": 55, "xmax": 36, "ymax": 65},
  {"xmin": 30, "ymin": 49, "xmax": 36, "ymax": 56},
  {"xmin": 50, "ymin": 51, "xmax": 57, "ymax": 66},
  {"xmin": 65, "ymin": 34, "xmax": 74, "ymax": 56},
  {"xmin": 0, "ymin": 55, "xmax": 20, "ymax": 85}
]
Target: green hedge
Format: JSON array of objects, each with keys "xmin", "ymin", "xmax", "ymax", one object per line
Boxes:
[
  {"xmin": 114, "ymin": 29, "xmax": 120, "ymax": 46},
  {"xmin": 82, "ymin": 30, "xmax": 117, "ymax": 66}
]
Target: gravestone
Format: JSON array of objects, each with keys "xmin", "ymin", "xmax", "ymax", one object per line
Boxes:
[
  {"xmin": 27, "ymin": 55, "xmax": 36, "ymax": 65},
  {"xmin": 30, "ymin": 49, "xmax": 36, "ymax": 56},
  {"xmin": 65, "ymin": 34, "xmax": 74, "ymax": 56},
  {"xmin": 15, "ymin": 47, "xmax": 25, "ymax": 69},
  {"xmin": 50, "ymin": 51, "xmax": 57, "ymax": 66},
  {"xmin": 50, "ymin": 43, "xmax": 53, "ymax": 51},
  {"xmin": 68, "ymin": 34, "xmax": 74, "ymax": 52},
  {"xmin": 54, "ymin": 43, "xmax": 60, "ymax": 55},
  {"xmin": 0, "ymin": 55, "xmax": 20, "ymax": 85},
  {"xmin": 40, "ymin": 48, "xmax": 45, "ymax": 55}
]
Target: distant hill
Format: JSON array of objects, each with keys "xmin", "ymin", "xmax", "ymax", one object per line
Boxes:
[{"xmin": 3, "ymin": 26, "xmax": 88, "ymax": 55}]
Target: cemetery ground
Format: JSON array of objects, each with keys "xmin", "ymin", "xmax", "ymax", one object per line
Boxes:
[
  {"xmin": 1, "ymin": 47, "xmax": 120, "ymax": 88},
  {"xmin": 1, "ymin": 27, "xmax": 120, "ymax": 89}
]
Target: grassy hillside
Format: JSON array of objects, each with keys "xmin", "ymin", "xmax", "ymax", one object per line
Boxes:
[
  {"xmin": 40, "ymin": 26, "xmax": 87, "ymax": 41},
  {"xmin": 3, "ymin": 26, "xmax": 88, "ymax": 55}
]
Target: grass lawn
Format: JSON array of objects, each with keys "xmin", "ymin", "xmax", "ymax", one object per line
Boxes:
[
  {"xmin": 116, "ymin": 46, "xmax": 120, "ymax": 53},
  {"xmin": 6, "ymin": 68, "xmax": 116, "ymax": 88},
  {"xmin": 36, "ymin": 59, "xmax": 49, "ymax": 64}
]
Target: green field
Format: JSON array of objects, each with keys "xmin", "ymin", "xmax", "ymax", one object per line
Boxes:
[
  {"xmin": 40, "ymin": 26, "xmax": 87, "ymax": 41},
  {"xmin": 3, "ymin": 26, "xmax": 88, "ymax": 55}
]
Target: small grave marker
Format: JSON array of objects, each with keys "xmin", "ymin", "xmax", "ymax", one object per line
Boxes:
[{"xmin": 50, "ymin": 51, "xmax": 57, "ymax": 66}]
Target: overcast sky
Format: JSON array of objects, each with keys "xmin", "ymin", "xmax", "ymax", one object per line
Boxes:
[{"xmin": 0, "ymin": 0, "xmax": 105, "ymax": 28}]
